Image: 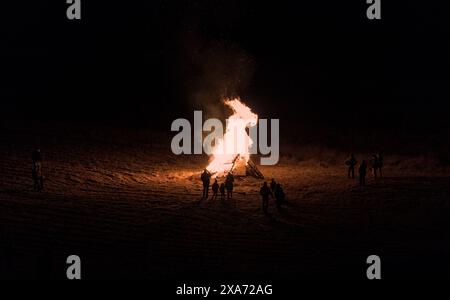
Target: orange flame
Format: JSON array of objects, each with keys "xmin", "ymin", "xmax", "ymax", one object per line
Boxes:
[{"xmin": 206, "ymin": 98, "xmax": 258, "ymax": 176}]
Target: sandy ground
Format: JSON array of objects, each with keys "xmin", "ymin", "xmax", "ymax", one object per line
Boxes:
[{"xmin": 0, "ymin": 124, "xmax": 449, "ymax": 279}]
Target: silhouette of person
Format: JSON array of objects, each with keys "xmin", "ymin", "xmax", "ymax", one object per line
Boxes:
[
  {"xmin": 211, "ymin": 179, "xmax": 219, "ymax": 200},
  {"xmin": 270, "ymin": 178, "xmax": 277, "ymax": 194},
  {"xmin": 31, "ymin": 149, "xmax": 43, "ymax": 191},
  {"xmin": 274, "ymin": 183, "xmax": 285, "ymax": 212},
  {"xmin": 359, "ymin": 160, "xmax": 367, "ymax": 186},
  {"xmin": 219, "ymin": 183, "xmax": 226, "ymax": 200},
  {"xmin": 201, "ymin": 169, "xmax": 212, "ymax": 199},
  {"xmin": 345, "ymin": 153, "xmax": 358, "ymax": 179},
  {"xmin": 377, "ymin": 153, "xmax": 384, "ymax": 178},
  {"xmin": 260, "ymin": 182, "xmax": 272, "ymax": 214},
  {"xmin": 371, "ymin": 154, "xmax": 379, "ymax": 179},
  {"xmin": 225, "ymin": 172, "xmax": 234, "ymax": 199}
]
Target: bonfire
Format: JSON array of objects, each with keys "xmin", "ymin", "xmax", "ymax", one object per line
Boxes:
[{"xmin": 206, "ymin": 98, "xmax": 264, "ymax": 179}]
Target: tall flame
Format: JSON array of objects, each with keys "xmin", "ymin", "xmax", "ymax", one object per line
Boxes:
[{"xmin": 206, "ymin": 98, "xmax": 258, "ymax": 175}]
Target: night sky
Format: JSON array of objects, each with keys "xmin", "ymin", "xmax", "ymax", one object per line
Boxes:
[{"xmin": 2, "ymin": 1, "xmax": 450, "ymax": 136}]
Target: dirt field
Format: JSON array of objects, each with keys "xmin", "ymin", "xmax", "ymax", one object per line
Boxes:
[{"xmin": 0, "ymin": 124, "xmax": 449, "ymax": 279}]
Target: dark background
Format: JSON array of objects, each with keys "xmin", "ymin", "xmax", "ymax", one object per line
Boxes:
[
  {"xmin": 2, "ymin": 1, "xmax": 450, "ymax": 139},
  {"xmin": 1, "ymin": 1, "xmax": 450, "ymax": 281}
]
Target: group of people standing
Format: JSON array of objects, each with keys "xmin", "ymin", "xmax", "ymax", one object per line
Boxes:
[
  {"xmin": 200, "ymin": 170, "xmax": 287, "ymax": 214},
  {"xmin": 260, "ymin": 178, "xmax": 286, "ymax": 214},
  {"xmin": 346, "ymin": 153, "xmax": 384, "ymax": 186},
  {"xmin": 201, "ymin": 169, "xmax": 235, "ymax": 201}
]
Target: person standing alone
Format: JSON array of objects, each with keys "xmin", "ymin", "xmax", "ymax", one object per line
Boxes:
[{"xmin": 32, "ymin": 149, "xmax": 44, "ymax": 191}]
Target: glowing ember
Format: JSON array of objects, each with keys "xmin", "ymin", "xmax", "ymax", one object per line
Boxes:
[{"xmin": 206, "ymin": 98, "xmax": 258, "ymax": 176}]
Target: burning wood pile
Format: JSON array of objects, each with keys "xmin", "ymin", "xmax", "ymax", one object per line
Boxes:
[{"xmin": 206, "ymin": 98, "xmax": 264, "ymax": 179}]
